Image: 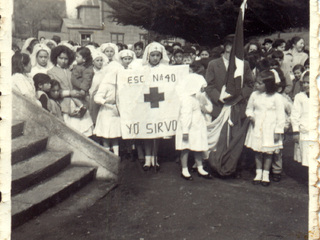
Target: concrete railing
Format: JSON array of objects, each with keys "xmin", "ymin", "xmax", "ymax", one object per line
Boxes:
[{"xmin": 12, "ymin": 90, "xmax": 120, "ymax": 180}]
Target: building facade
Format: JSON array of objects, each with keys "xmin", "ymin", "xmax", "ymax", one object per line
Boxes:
[{"xmin": 59, "ymin": 0, "xmax": 148, "ymax": 46}]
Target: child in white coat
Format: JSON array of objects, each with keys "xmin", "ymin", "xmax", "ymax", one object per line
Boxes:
[
  {"xmin": 291, "ymin": 71, "xmax": 310, "ymax": 166},
  {"xmin": 94, "ymin": 50, "xmax": 135, "ymax": 156},
  {"xmin": 176, "ymin": 63, "xmax": 212, "ymax": 180}
]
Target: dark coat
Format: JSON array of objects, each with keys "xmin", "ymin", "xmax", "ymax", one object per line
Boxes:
[
  {"xmin": 205, "ymin": 57, "xmax": 254, "ymax": 119},
  {"xmin": 71, "ymin": 65, "xmax": 94, "ymax": 92}
]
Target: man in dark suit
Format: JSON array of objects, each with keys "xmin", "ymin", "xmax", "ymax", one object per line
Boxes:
[
  {"xmin": 205, "ymin": 37, "xmax": 254, "ymax": 120},
  {"xmin": 205, "ymin": 37, "xmax": 255, "ymax": 178}
]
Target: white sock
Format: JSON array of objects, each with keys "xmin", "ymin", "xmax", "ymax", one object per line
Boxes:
[
  {"xmin": 182, "ymin": 167, "xmax": 191, "ymax": 177},
  {"xmin": 197, "ymin": 165, "xmax": 208, "ymax": 175},
  {"xmin": 254, "ymin": 169, "xmax": 263, "ymax": 181},
  {"xmin": 144, "ymin": 156, "xmax": 151, "ymax": 167},
  {"xmin": 262, "ymin": 170, "xmax": 270, "ymax": 182}
]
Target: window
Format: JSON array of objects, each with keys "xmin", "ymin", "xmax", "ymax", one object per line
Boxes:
[
  {"xmin": 80, "ymin": 33, "xmax": 92, "ymax": 46},
  {"xmin": 111, "ymin": 33, "xmax": 124, "ymax": 44}
]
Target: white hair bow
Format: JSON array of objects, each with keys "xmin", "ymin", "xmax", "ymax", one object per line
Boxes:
[{"xmin": 270, "ymin": 69, "xmax": 281, "ymax": 83}]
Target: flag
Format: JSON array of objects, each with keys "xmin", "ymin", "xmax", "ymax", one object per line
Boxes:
[
  {"xmin": 207, "ymin": 0, "xmax": 249, "ymax": 176},
  {"xmin": 219, "ymin": 0, "xmax": 246, "ymax": 103}
]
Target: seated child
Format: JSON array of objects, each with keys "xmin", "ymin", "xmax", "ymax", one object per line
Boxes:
[
  {"xmin": 48, "ymin": 79, "xmax": 63, "ymax": 120},
  {"xmin": 33, "ymin": 73, "xmax": 52, "ymax": 111}
]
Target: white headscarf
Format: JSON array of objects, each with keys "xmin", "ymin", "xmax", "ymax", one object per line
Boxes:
[
  {"xmin": 30, "ymin": 43, "xmax": 52, "ymax": 67},
  {"xmin": 181, "ymin": 73, "xmax": 207, "ymax": 96},
  {"xmin": 21, "ymin": 37, "xmax": 38, "ymax": 55},
  {"xmin": 99, "ymin": 43, "xmax": 119, "ymax": 62},
  {"xmin": 90, "ymin": 48, "xmax": 109, "ymax": 66},
  {"xmin": 142, "ymin": 42, "xmax": 170, "ymax": 66},
  {"xmin": 118, "ymin": 49, "xmax": 136, "ymax": 59},
  {"xmin": 43, "ymin": 39, "xmax": 57, "ymax": 49}
]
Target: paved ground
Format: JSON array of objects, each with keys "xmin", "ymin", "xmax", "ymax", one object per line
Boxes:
[{"xmin": 12, "ymin": 140, "xmax": 309, "ymax": 240}]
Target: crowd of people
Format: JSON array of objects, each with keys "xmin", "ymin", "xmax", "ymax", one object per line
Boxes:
[{"xmin": 11, "ymin": 34, "xmax": 310, "ymax": 186}]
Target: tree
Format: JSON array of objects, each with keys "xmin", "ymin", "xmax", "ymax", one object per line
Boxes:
[
  {"xmin": 13, "ymin": 0, "xmax": 66, "ymax": 38},
  {"xmin": 104, "ymin": 0, "xmax": 309, "ymax": 46}
]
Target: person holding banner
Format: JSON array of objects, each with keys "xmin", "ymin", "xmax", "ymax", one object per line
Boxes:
[
  {"xmin": 140, "ymin": 42, "xmax": 170, "ymax": 170},
  {"xmin": 176, "ymin": 63, "xmax": 212, "ymax": 180},
  {"xmin": 94, "ymin": 49, "xmax": 135, "ymax": 156}
]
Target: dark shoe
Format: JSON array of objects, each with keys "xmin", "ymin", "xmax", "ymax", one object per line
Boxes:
[
  {"xmin": 181, "ymin": 173, "xmax": 193, "ymax": 181},
  {"xmin": 252, "ymin": 180, "xmax": 261, "ymax": 185},
  {"xmin": 198, "ymin": 172, "xmax": 213, "ymax": 179},
  {"xmin": 272, "ymin": 174, "xmax": 281, "ymax": 182},
  {"xmin": 143, "ymin": 165, "xmax": 151, "ymax": 171},
  {"xmin": 261, "ymin": 181, "xmax": 270, "ymax": 187}
]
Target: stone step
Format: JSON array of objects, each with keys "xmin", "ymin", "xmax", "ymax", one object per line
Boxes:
[
  {"xmin": 11, "ymin": 180, "xmax": 117, "ymax": 239},
  {"xmin": 12, "ymin": 120, "xmax": 24, "ymax": 139},
  {"xmin": 12, "ymin": 165, "xmax": 96, "ymax": 228},
  {"xmin": 12, "ymin": 135, "xmax": 48, "ymax": 165},
  {"xmin": 12, "ymin": 150, "xmax": 72, "ymax": 196}
]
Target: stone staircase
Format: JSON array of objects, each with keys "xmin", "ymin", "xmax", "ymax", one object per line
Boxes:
[{"xmin": 11, "ymin": 120, "xmax": 97, "ymax": 228}]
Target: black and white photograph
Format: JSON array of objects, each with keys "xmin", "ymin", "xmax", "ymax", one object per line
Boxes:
[{"xmin": 1, "ymin": 0, "xmax": 319, "ymax": 239}]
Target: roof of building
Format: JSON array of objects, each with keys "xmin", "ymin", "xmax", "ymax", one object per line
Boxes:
[
  {"xmin": 76, "ymin": 0, "xmax": 100, "ymax": 8},
  {"xmin": 62, "ymin": 18, "xmax": 101, "ymax": 30}
]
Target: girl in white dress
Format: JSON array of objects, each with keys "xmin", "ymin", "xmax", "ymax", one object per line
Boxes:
[
  {"xmin": 30, "ymin": 43, "xmax": 53, "ymax": 77},
  {"xmin": 176, "ymin": 64, "xmax": 212, "ymax": 180},
  {"xmin": 12, "ymin": 52, "xmax": 41, "ymax": 105},
  {"xmin": 94, "ymin": 50, "xmax": 135, "ymax": 156},
  {"xmin": 99, "ymin": 43, "xmax": 121, "ymax": 69},
  {"xmin": 291, "ymin": 71, "xmax": 310, "ymax": 167},
  {"xmin": 140, "ymin": 42, "xmax": 170, "ymax": 170},
  {"xmin": 88, "ymin": 49, "xmax": 108, "ymax": 124},
  {"xmin": 245, "ymin": 70, "xmax": 285, "ymax": 186}
]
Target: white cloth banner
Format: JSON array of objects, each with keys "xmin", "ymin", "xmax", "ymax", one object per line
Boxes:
[{"xmin": 117, "ymin": 65, "xmax": 189, "ymax": 139}]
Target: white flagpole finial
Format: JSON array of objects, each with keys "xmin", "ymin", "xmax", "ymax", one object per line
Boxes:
[{"xmin": 240, "ymin": 0, "xmax": 248, "ymax": 19}]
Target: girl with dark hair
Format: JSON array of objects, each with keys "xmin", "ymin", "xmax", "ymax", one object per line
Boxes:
[
  {"xmin": 70, "ymin": 47, "xmax": 94, "ymax": 117},
  {"xmin": 12, "ymin": 52, "xmax": 40, "ymax": 104},
  {"xmin": 244, "ymin": 70, "xmax": 285, "ymax": 186},
  {"xmin": 48, "ymin": 79, "xmax": 63, "ymax": 120},
  {"xmin": 283, "ymin": 36, "xmax": 308, "ymax": 77},
  {"xmin": 48, "ymin": 45, "xmax": 93, "ymax": 136},
  {"xmin": 272, "ymin": 39, "xmax": 286, "ymax": 52},
  {"xmin": 198, "ymin": 47, "xmax": 210, "ymax": 59}
]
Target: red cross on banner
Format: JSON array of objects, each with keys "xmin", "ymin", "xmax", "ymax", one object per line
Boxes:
[{"xmin": 144, "ymin": 87, "xmax": 165, "ymax": 108}]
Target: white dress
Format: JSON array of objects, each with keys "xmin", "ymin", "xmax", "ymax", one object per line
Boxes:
[
  {"xmin": 244, "ymin": 91, "xmax": 285, "ymax": 153},
  {"xmin": 175, "ymin": 95, "xmax": 208, "ymax": 152},
  {"xmin": 94, "ymin": 70, "xmax": 122, "ymax": 138},
  {"xmin": 30, "ymin": 64, "xmax": 53, "ymax": 78},
  {"xmin": 12, "ymin": 73, "xmax": 40, "ymax": 105},
  {"xmin": 291, "ymin": 92, "xmax": 310, "ymax": 166}
]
